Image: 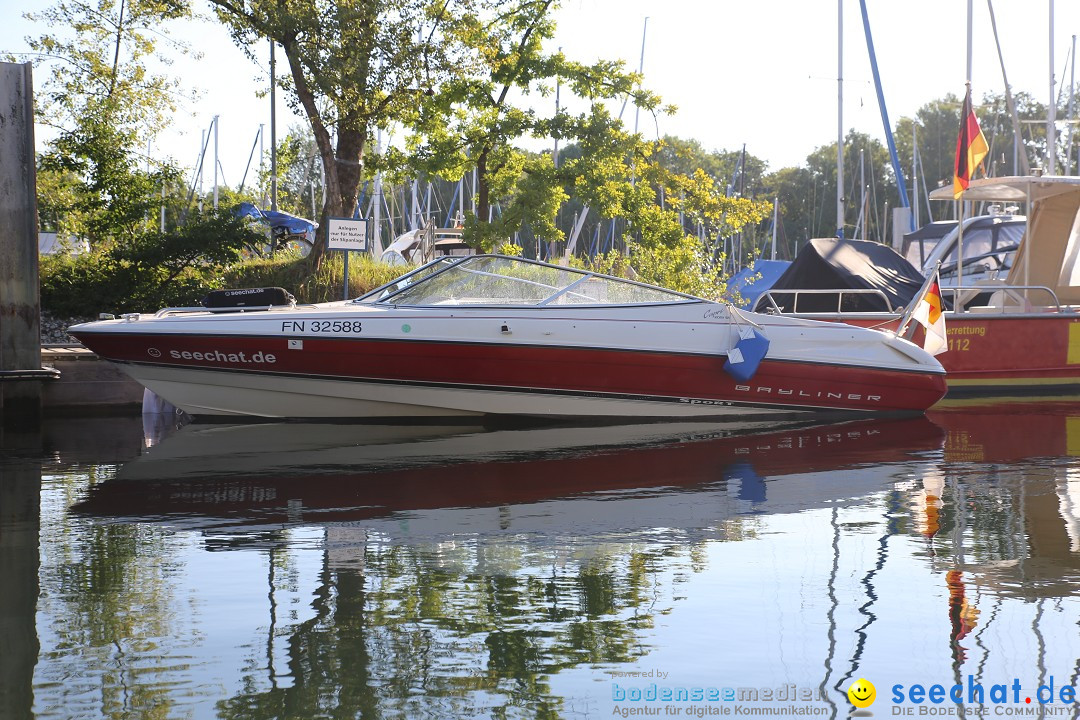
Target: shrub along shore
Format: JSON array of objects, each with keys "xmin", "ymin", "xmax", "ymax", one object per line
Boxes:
[
  {"xmin": 41, "ymin": 251, "xmax": 410, "ymax": 319},
  {"xmin": 39, "ymin": 251, "xmax": 412, "ymax": 344}
]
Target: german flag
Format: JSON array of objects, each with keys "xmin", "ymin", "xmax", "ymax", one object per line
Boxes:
[{"xmin": 953, "ymin": 87, "xmax": 989, "ymax": 198}]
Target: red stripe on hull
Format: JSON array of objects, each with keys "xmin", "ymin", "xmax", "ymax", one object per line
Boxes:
[
  {"xmin": 73, "ymin": 332, "xmax": 946, "ymax": 413},
  {"xmin": 842, "ymin": 314, "xmax": 1080, "ymax": 385}
]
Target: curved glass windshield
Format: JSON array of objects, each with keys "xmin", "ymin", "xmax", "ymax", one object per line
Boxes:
[
  {"xmin": 352, "ymin": 257, "xmax": 458, "ymax": 304},
  {"xmin": 375, "ymin": 256, "xmax": 695, "ymax": 306},
  {"xmin": 930, "ymin": 217, "xmax": 1026, "ymax": 278}
]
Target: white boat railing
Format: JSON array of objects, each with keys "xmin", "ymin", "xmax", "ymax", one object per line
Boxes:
[
  {"xmin": 758, "ymin": 284, "xmax": 1069, "ymax": 317},
  {"xmin": 941, "ymin": 284, "xmax": 1063, "ymax": 313},
  {"xmin": 757, "ymin": 288, "xmax": 896, "ymax": 314}
]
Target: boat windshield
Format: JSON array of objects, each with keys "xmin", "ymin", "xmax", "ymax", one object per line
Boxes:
[
  {"xmin": 924, "ymin": 215, "xmax": 1026, "ymax": 279},
  {"xmin": 373, "ymin": 255, "xmax": 695, "ymax": 306},
  {"xmin": 352, "ymin": 257, "xmax": 459, "ymax": 304}
]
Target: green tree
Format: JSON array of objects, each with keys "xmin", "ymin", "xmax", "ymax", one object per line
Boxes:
[
  {"xmin": 400, "ymin": 0, "xmax": 666, "ymax": 251},
  {"xmin": 804, "ymin": 131, "xmax": 895, "ymax": 241},
  {"xmin": 893, "ymin": 90, "xmax": 1068, "ymax": 223},
  {"xmin": 759, "ymin": 165, "xmax": 816, "ymax": 259},
  {"xmin": 209, "ymin": 0, "xmax": 465, "ymax": 267},
  {"xmin": 22, "ymin": 0, "xmax": 192, "ymax": 143},
  {"xmin": 39, "ymin": 106, "xmax": 179, "ymax": 248},
  {"xmin": 895, "ymin": 94, "xmax": 964, "ymax": 209},
  {"xmin": 654, "ymin": 136, "xmax": 768, "ymax": 200},
  {"xmin": 41, "ymin": 210, "xmax": 267, "ymax": 316},
  {"xmin": 758, "ymin": 132, "xmax": 894, "ymax": 255},
  {"xmin": 18, "ymin": 0, "xmax": 193, "ymax": 247},
  {"xmin": 265, "ymin": 125, "xmax": 325, "ymax": 222},
  {"xmin": 980, "ymin": 90, "xmax": 1050, "ymax": 177}
]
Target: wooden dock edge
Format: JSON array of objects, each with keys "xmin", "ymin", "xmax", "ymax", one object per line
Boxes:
[{"xmin": 40, "ymin": 345, "xmax": 144, "ymax": 415}]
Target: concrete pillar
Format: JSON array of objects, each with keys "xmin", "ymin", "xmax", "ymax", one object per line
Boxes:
[
  {"xmin": 0, "ymin": 452, "xmax": 41, "ymax": 720},
  {"xmin": 0, "ymin": 62, "xmax": 42, "ymax": 426}
]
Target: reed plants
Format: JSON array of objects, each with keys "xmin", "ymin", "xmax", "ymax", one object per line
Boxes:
[{"xmin": 222, "ymin": 252, "xmax": 411, "ymax": 303}]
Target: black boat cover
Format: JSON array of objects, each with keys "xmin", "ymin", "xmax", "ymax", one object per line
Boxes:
[{"xmin": 752, "ymin": 237, "xmax": 925, "ymax": 313}]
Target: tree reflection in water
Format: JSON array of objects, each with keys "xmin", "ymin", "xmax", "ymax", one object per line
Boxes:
[{"xmin": 9, "ymin": 404, "xmax": 1080, "ymax": 718}]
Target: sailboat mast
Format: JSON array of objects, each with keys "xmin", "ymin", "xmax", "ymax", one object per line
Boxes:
[
  {"xmin": 913, "ymin": 125, "xmax": 919, "ymax": 227},
  {"xmin": 959, "ymin": 0, "xmax": 974, "ymax": 298},
  {"xmin": 213, "ymin": 115, "xmax": 219, "ymax": 210},
  {"xmin": 859, "ymin": 148, "xmax": 865, "ymax": 240},
  {"xmin": 1069, "ymin": 35, "xmax": 1076, "ymax": 174},
  {"xmin": 634, "ymin": 18, "xmax": 649, "ymax": 136},
  {"xmin": 1067, "ymin": 36, "xmax": 1077, "ymax": 175},
  {"xmin": 771, "ymin": 197, "xmax": 778, "ymax": 261},
  {"xmin": 270, "ymin": 38, "xmax": 277, "ymax": 212},
  {"xmin": 858, "ymin": 0, "xmax": 912, "ymax": 230},
  {"xmin": 837, "ymin": 0, "xmax": 844, "ymax": 238},
  {"xmin": 972, "ymin": 0, "xmax": 980, "ymax": 83},
  {"xmin": 1049, "ymin": 0, "xmax": 1057, "ymax": 174},
  {"xmin": 987, "ymin": 0, "xmax": 1030, "ymax": 176}
]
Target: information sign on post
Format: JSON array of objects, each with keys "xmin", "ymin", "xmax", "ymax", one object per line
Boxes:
[
  {"xmin": 327, "ymin": 217, "xmax": 368, "ymax": 300},
  {"xmin": 327, "ymin": 217, "xmax": 368, "ymax": 251}
]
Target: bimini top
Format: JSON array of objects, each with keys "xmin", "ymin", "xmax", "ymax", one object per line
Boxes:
[
  {"xmin": 929, "ymin": 175, "xmax": 1080, "ymax": 203},
  {"xmin": 355, "ymin": 255, "xmax": 704, "ymax": 307}
]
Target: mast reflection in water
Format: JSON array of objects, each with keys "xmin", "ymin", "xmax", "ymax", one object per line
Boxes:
[{"xmin": 4, "ymin": 403, "xmax": 1080, "ymax": 719}]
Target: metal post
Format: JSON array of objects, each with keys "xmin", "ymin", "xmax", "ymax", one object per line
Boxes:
[
  {"xmin": 0, "ymin": 62, "xmax": 43, "ymax": 424},
  {"xmin": 972, "ymin": 0, "xmax": 980, "ymax": 83},
  {"xmin": 410, "ymin": 179, "xmax": 419, "ymax": 231},
  {"xmin": 771, "ymin": 197, "xmax": 778, "ymax": 261},
  {"xmin": 553, "ymin": 46, "xmax": 561, "ymax": 169},
  {"xmin": 1068, "ymin": 35, "xmax": 1076, "ymax": 174},
  {"xmin": 633, "ymin": 19, "xmax": 648, "ymax": 136},
  {"xmin": 343, "ymin": 251, "xmax": 350, "ymax": 301},
  {"xmin": 913, "ymin": 125, "xmax": 919, "ymax": 227},
  {"xmin": 457, "ymin": 175, "xmax": 464, "ymax": 225},
  {"xmin": 213, "ymin": 114, "xmax": 220, "ymax": 210},
  {"xmin": 259, "ymin": 123, "xmax": 265, "ymax": 207},
  {"xmin": 859, "ymin": 148, "xmax": 865, "ymax": 240},
  {"xmin": 837, "ymin": 0, "xmax": 845, "ymax": 237},
  {"xmin": 1049, "ymin": 0, "xmax": 1057, "ymax": 175},
  {"xmin": 371, "ymin": 127, "xmax": 384, "ymax": 255},
  {"xmin": 270, "ymin": 38, "xmax": 278, "ymax": 212},
  {"xmin": 199, "ymin": 129, "xmax": 205, "ymax": 212},
  {"xmin": 987, "ymin": 0, "xmax": 1031, "ymax": 176}
]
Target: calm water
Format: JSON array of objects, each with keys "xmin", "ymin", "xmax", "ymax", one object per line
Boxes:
[{"xmin": 3, "ymin": 402, "xmax": 1080, "ymax": 719}]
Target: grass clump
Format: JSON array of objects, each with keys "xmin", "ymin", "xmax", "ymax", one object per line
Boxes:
[{"xmin": 222, "ymin": 253, "xmax": 411, "ymax": 303}]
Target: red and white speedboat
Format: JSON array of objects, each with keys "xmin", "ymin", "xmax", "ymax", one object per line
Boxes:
[{"xmin": 68, "ymin": 255, "xmax": 945, "ymax": 418}]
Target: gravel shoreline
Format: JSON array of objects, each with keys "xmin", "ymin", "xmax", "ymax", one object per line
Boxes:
[{"xmin": 40, "ymin": 313, "xmax": 94, "ymax": 345}]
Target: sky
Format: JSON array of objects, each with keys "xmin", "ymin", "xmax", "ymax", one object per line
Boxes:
[{"xmin": 3, "ymin": 0, "xmax": 1080, "ymax": 188}]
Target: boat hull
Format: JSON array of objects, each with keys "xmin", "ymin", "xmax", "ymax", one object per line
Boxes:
[
  {"xmin": 71, "ymin": 330, "xmax": 946, "ymax": 418},
  {"xmin": 815, "ymin": 312, "xmax": 1080, "ymax": 397}
]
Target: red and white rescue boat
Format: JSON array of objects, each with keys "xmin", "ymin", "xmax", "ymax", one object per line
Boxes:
[
  {"xmin": 69, "ymin": 255, "xmax": 945, "ymax": 418},
  {"xmin": 756, "ymin": 176, "xmax": 1080, "ymax": 398}
]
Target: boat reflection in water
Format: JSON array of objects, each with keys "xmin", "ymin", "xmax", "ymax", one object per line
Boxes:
[
  {"xmin": 29, "ymin": 405, "xmax": 1080, "ymax": 719},
  {"xmin": 76, "ymin": 416, "xmax": 944, "ymax": 534}
]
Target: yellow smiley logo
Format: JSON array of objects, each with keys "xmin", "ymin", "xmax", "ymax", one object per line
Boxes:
[{"xmin": 847, "ymin": 678, "xmax": 876, "ymax": 708}]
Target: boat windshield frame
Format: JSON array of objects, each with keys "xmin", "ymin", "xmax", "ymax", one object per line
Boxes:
[
  {"xmin": 360, "ymin": 254, "xmax": 707, "ymax": 308},
  {"xmin": 922, "ymin": 213, "xmax": 1026, "ymax": 277}
]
